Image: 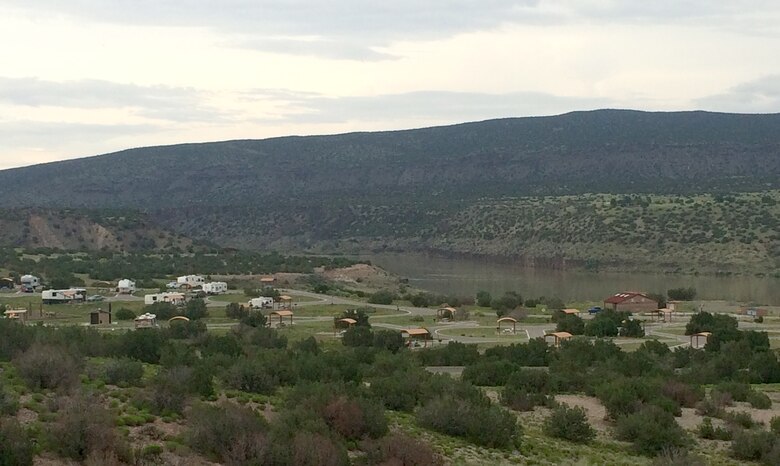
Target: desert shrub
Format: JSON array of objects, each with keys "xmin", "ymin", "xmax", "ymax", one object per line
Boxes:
[
  {"xmin": 223, "ymin": 358, "xmax": 279, "ymax": 395},
  {"xmin": 249, "ymin": 326, "xmax": 287, "ymax": 349},
  {"xmin": 668, "ymin": 287, "xmax": 696, "ymax": 301},
  {"xmin": 48, "ymin": 395, "xmax": 127, "ymax": 461},
  {"xmin": 369, "ymin": 367, "xmax": 430, "ymax": 412},
  {"xmin": 555, "ymin": 314, "xmax": 585, "ymax": 335},
  {"xmin": 730, "ymin": 429, "xmax": 775, "ymax": 462},
  {"xmin": 342, "ymin": 326, "xmax": 373, "ymax": 347},
  {"xmin": 543, "ymin": 404, "xmax": 596, "ymax": 443},
  {"xmin": 103, "ymin": 358, "xmax": 144, "ymax": 386},
  {"xmin": 661, "ymin": 380, "xmax": 703, "ymax": 408},
  {"xmin": 143, "ymin": 366, "xmax": 205, "ymax": 415},
  {"xmin": 747, "ymin": 390, "xmax": 772, "ymax": 409},
  {"xmin": 0, "ymin": 387, "xmax": 19, "ymax": 415},
  {"xmin": 187, "ymin": 401, "xmax": 270, "ymax": 464},
  {"xmin": 462, "ymin": 360, "xmax": 517, "ymax": 386},
  {"xmin": 770, "ymin": 416, "xmax": 780, "ymax": 435},
  {"xmin": 0, "ymin": 419, "xmax": 34, "ymax": 466},
  {"xmin": 116, "ymin": 329, "xmax": 164, "ymax": 363},
  {"xmin": 13, "ymin": 343, "xmax": 80, "ymax": 390},
  {"xmin": 615, "ymin": 405, "xmax": 689, "ymax": 456},
  {"xmin": 620, "ymin": 319, "xmax": 645, "ymax": 337},
  {"xmin": 697, "ymin": 418, "xmax": 732, "ymax": 441},
  {"xmin": 415, "ymin": 342, "xmax": 480, "ymax": 366},
  {"xmin": 723, "ymin": 411, "xmax": 760, "ymax": 429},
  {"xmin": 114, "ymin": 307, "xmax": 135, "ymax": 321},
  {"xmin": 290, "ymin": 431, "xmax": 349, "ymax": 466},
  {"xmin": 367, "ymin": 290, "xmax": 396, "ymax": 305},
  {"xmin": 651, "ymin": 448, "xmax": 706, "ymax": 466},
  {"xmin": 694, "ymin": 398, "xmax": 723, "ymax": 417},
  {"xmin": 372, "ymin": 330, "xmax": 404, "ymax": 353},
  {"xmin": 322, "ymin": 395, "xmax": 388, "ymax": 440},
  {"xmin": 417, "ymin": 396, "xmax": 521, "ymax": 448},
  {"xmin": 361, "ymin": 432, "xmax": 443, "ymax": 466},
  {"xmin": 714, "ymin": 381, "xmax": 752, "ymax": 402}
]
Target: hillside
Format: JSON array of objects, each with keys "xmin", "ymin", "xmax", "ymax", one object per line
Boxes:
[
  {"xmin": 1, "ymin": 109, "xmax": 779, "ymax": 271},
  {"xmin": 0, "ymin": 209, "xmax": 194, "ymax": 252}
]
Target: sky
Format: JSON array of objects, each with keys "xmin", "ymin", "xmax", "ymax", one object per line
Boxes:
[{"xmin": 1, "ymin": 0, "xmax": 780, "ymax": 170}]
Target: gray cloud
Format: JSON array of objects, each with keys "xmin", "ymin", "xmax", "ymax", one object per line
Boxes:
[
  {"xmin": 248, "ymin": 89, "xmax": 613, "ymax": 124},
  {"xmin": 0, "ymin": 77, "xmax": 223, "ymax": 122},
  {"xmin": 695, "ymin": 75, "xmax": 780, "ymax": 113},
  {"xmin": 9, "ymin": 1, "xmax": 778, "ymax": 59}
]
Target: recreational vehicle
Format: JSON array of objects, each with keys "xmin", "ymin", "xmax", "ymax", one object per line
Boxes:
[
  {"xmin": 117, "ymin": 279, "xmax": 136, "ymax": 294},
  {"xmin": 249, "ymin": 297, "xmax": 274, "ymax": 309},
  {"xmin": 41, "ymin": 288, "xmax": 87, "ymax": 304},
  {"xmin": 203, "ymin": 282, "xmax": 228, "ymax": 294},
  {"xmin": 21, "ymin": 274, "xmax": 40, "ymax": 292},
  {"xmin": 144, "ymin": 292, "xmax": 185, "ymax": 306}
]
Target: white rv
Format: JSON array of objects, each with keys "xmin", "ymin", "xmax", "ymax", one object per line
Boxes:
[
  {"xmin": 203, "ymin": 282, "xmax": 228, "ymax": 295},
  {"xmin": 144, "ymin": 292, "xmax": 186, "ymax": 306},
  {"xmin": 21, "ymin": 274, "xmax": 40, "ymax": 292},
  {"xmin": 249, "ymin": 297, "xmax": 274, "ymax": 309},
  {"xmin": 42, "ymin": 288, "xmax": 87, "ymax": 304},
  {"xmin": 117, "ymin": 279, "xmax": 136, "ymax": 294},
  {"xmin": 177, "ymin": 275, "xmax": 205, "ymax": 288}
]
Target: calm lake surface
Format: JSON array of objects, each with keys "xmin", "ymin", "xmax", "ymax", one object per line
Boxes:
[{"xmin": 364, "ymin": 253, "xmax": 780, "ymax": 305}]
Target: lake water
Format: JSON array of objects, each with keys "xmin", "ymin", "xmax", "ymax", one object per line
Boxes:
[{"xmin": 364, "ymin": 253, "xmax": 780, "ymax": 305}]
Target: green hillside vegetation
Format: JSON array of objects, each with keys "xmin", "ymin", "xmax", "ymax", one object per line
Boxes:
[
  {"xmin": 1, "ymin": 309, "xmax": 779, "ymax": 465},
  {"xmin": 1, "ymin": 110, "xmax": 779, "ymax": 272}
]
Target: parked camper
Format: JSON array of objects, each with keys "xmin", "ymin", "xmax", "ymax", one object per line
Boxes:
[
  {"xmin": 203, "ymin": 282, "xmax": 228, "ymax": 295},
  {"xmin": 177, "ymin": 275, "xmax": 205, "ymax": 288},
  {"xmin": 42, "ymin": 288, "xmax": 87, "ymax": 304},
  {"xmin": 21, "ymin": 274, "xmax": 40, "ymax": 292},
  {"xmin": 249, "ymin": 297, "xmax": 274, "ymax": 309},
  {"xmin": 144, "ymin": 292, "xmax": 185, "ymax": 306},
  {"xmin": 134, "ymin": 313, "xmax": 158, "ymax": 329},
  {"xmin": 117, "ymin": 279, "xmax": 136, "ymax": 294}
]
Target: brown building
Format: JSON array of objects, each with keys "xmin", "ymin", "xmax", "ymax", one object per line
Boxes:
[
  {"xmin": 89, "ymin": 309, "xmax": 111, "ymax": 325},
  {"xmin": 604, "ymin": 292, "xmax": 658, "ymax": 313}
]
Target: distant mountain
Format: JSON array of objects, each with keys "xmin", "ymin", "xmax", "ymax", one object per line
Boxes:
[{"xmin": 1, "ymin": 109, "xmax": 779, "ymax": 272}]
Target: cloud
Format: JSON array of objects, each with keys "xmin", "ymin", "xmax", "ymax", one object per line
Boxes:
[
  {"xmin": 0, "ymin": 77, "xmax": 224, "ymax": 122},
  {"xmin": 0, "ymin": 120, "xmax": 158, "ymax": 148},
  {"xmin": 11, "ymin": 1, "xmax": 778, "ymax": 60},
  {"xmin": 695, "ymin": 75, "xmax": 780, "ymax": 113},
  {"xmin": 247, "ymin": 89, "xmax": 613, "ymax": 124}
]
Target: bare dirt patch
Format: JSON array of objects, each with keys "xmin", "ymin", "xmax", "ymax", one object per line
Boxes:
[{"xmin": 321, "ymin": 263, "xmax": 395, "ymax": 287}]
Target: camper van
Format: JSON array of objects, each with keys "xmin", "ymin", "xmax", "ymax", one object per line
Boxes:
[
  {"xmin": 41, "ymin": 288, "xmax": 87, "ymax": 304},
  {"xmin": 144, "ymin": 292, "xmax": 185, "ymax": 306},
  {"xmin": 21, "ymin": 274, "xmax": 40, "ymax": 292},
  {"xmin": 177, "ymin": 275, "xmax": 205, "ymax": 288},
  {"xmin": 249, "ymin": 297, "xmax": 274, "ymax": 309},
  {"xmin": 203, "ymin": 282, "xmax": 228, "ymax": 295},
  {"xmin": 117, "ymin": 279, "xmax": 136, "ymax": 294}
]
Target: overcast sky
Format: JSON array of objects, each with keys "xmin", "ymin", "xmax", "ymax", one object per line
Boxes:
[{"xmin": 1, "ymin": 1, "xmax": 780, "ymax": 170}]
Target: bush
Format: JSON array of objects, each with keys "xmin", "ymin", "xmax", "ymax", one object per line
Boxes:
[
  {"xmin": 184, "ymin": 299, "xmax": 209, "ymax": 320},
  {"xmin": 696, "ymin": 418, "xmax": 732, "ymax": 441},
  {"xmin": 223, "ymin": 358, "xmax": 279, "ymax": 395},
  {"xmin": 0, "ymin": 419, "xmax": 34, "ymax": 466},
  {"xmin": 104, "ymin": 358, "xmax": 144, "ymax": 386},
  {"xmin": 770, "ymin": 416, "xmax": 780, "ymax": 435},
  {"xmin": 114, "ymin": 307, "xmax": 136, "ymax": 321},
  {"xmin": 555, "ymin": 314, "xmax": 585, "ymax": 335},
  {"xmin": 187, "ymin": 401, "xmax": 270, "ymax": 464},
  {"xmin": 48, "ymin": 395, "xmax": 127, "ymax": 461},
  {"xmin": 730, "ymin": 429, "xmax": 775, "ymax": 462},
  {"xmin": 723, "ymin": 411, "xmax": 760, "ymax": 429},
  {"xmin": 362, "ymin": 433, "xmax": 444, "ymax": 466},
  {"xmin": 322, "ymin": 395, "xmax": 388, "ymax": 440},
  {"xmin": 668, "ymin": 287, "xmax": 696, "ymax": 301},
  {"xmin": 13, "ymin": 343, "xmax": 80, "ymax": 390},
  {"xmin": 0, "ymin": 387, "xmax": 19, "ymax": 415},
  {"xmin": 543, "ymin": 404, "xmax": 596, "ymax": 443},
  {"xmin": 614, "ymin": 405, "xmax": 689, "ymax": 456},
  {"xmin": 462, "ymin": 360, "xmax": 517, "ymax": 386},
  {"xmin": 367, "ymin": 290, "xmax": 396, "ymax": 305},
  {"xmin": 476, "ymin": 290, "xmax": 492, "ymax": 308},
  {"xmin": 747, "ymin": 390, "xmax": 772, "ymax": 409},
  {"xmin": 417, "ymin": 396, "xmax": 521, "ymax": 448},
  {"xmin": 290, "ymin": 431, "xmax": 349, "ymax": 466},
  {"xmin": 225, "ymin": 302, "xmax": 249, "ymax": 320}
]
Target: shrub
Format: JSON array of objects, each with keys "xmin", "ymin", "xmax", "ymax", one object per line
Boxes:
[
  {"xmin": 543, "ymin": 404, "xmax": 596, "ymax": 443},
  {"xmin": 668, "ymin": 287, "xmax": 696, "ymax": 301},
  {"xmin": 114, "ymin": 308, "xmax": 136, "ymax": 321},
  {"xmin": 48, "ymin": 395, "xmax": 127, "ymax": 461},
  {"xmin": 661, "ymin": 380, "xmax": 703, "ymax": 408},
  {"xmin": 723, "ymin": 411, "xmax": 760, "ymax": 429},
  {"xmin": 372, "ymin": 330, "xmax": 404, "ymax": 353},
  {"xmin": 747, "ymin": 390, "xmax": 772, "ymax": 409},
  {"xmin": 13, "ymin": 343, "xmax": 80, "ymax": 390},
  {"xmin": 104, "ymin": 358, "xmax": 144, "ymax": 386},
  {"xmin": 770, "ymin": 416, "xmax": 780, "ymax": 435},
  {"xmin": 462, "ymin": 360, "xmax": 517, "ymax": 386},
  {"xmin": 697, "ymin": 418, "xmax": 732, "ymax": 441},
  {"xmin": 225, "ymin": 302, "xmax": 249, "ymax": 320},
  {"xmin": 187, "ymin": 401, "xmax": 270, "ymax": 464},
  {"xmin": 223, "ymin": 358, "xmax": 279, "ymax": 395},
  {"xmin": 0, "ymin": 419, "xmax": 34, "ymax": 466},
  {"xmin": 322, "ymin": 395, "xmax": 388, "ymax": 440},
  {"xmin": 184, "ymin": 299, "xmax": 209, "ymax": 320},
  {"xmin": 555, "ymin": 314, "xmax": 585, "ymax": 335},
  {"xmin": 367, "ymin": 290, "xmax": 396, "ymax": 305},
  {"xmin": 362, "ymin": 433, "xmax": 444, "ymax": 466},
  {"xmin": 0, "ymin": 387, "xmax": 19, "ymax": 415},
  {"xmin": 730, "ymin": 429, "xmax": 775, "ymax": 462},
  {"xmin": 417, "ymin": 396, "xmax": 521, "ymax": 448},
  {"xmin": 290, "ymin": 432, "xmax": 349, "ymax": 466},
  {"xmin": 615, "ymin": 405, "xmax": 689, "ymax": 456}
]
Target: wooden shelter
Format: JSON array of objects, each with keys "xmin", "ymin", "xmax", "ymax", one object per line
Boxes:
[
  {"xmin": 496, "ymin": 316, "xmax": 518, "ymax": 334},
  {"xmin": 260, "ymin": 276, "xmax": 275, "ymax": 284},
  {"xmin": 269, "ymin": 309, "xmax": 294, "ymax": 326},
  {"xmin": 690, "ymin": 332, "xmax": 711, "ymax": 349},
  {"xmin": 278, "ymin": 295, "xmax": 293, "ymax": 309},
  {"xmin": 0, "ymin": 278, "xmax": 15, "ymax": 289},
  {"xmin": 561, "ymin": 309, "xmax": 580, "ymax": 315},
  {"xmin": 544, "ymin": 331, "xmax": 572, "ymax": 347},
  {"xmin": 168, "ymin": 316, "xmax": 191, "ymax": 323},
  {"xmin": 401, "ymin": 328, "xmax": 431, "ymax": 347},
  {"xmin": 653, "ymin": 308, "xmax": 674, "ymax": 322},
  {"xmin": 334, "ymin": 317, "xmax": 357, "ymax": 333},
  {"xmin": 436, "ymin": 306, "xmax": 457, "ymax": 319}
]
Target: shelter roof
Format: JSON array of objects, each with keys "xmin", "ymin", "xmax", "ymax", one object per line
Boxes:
[{"xmin": 271, "ymin": 310, "xmax": 294, "ymax": 317}]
